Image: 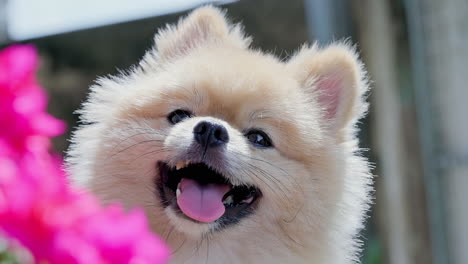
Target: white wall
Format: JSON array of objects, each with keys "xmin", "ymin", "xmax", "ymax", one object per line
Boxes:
[{"xmin": 5, "ymin": 0, "xmax": 235, "ymax": 41}]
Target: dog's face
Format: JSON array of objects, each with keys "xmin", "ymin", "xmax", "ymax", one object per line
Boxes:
[
  {"xmin": 68, "ymin": 7, "xmax": 369, "ymax": 255},
  {"xmin": 127, "ymin": 47, "xmax": 327, "ymax": 235}
]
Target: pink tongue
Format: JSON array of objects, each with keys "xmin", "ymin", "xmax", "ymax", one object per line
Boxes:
[{"xmin": 177, "ymin": 178, "xmax": 230, "ymax": 223}]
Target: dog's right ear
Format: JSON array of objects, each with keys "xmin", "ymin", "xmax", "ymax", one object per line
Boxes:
[{"xmin": 152, "ymin": 6, "xmax": 250, "ymax": 64}]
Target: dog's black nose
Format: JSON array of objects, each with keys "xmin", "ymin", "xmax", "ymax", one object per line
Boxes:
[{"xmin": 193, "ymin": 121, "xmax": 229, "ymax": 148}]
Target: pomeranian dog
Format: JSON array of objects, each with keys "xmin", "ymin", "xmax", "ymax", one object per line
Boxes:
[{"xmin": 66, "ymin": 6, "xmax": 372, "ymax": 264}]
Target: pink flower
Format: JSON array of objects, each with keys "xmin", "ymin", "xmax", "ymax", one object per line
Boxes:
[
  {"xmin": 0, "ymin": 45, "xmax": 64, "ymax": 156},
  {"xmin": 0, "ymin": 45, "xmax": 169, "ymax": 264}
]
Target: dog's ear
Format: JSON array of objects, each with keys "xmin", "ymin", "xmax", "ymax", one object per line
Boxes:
[
  {"xmin": 153, "ymin": 6, "xmax": 249, "ymax": 63},
  {"xmin": 287, "ymin": 44, "xmax": 368, "ymax": 134}
]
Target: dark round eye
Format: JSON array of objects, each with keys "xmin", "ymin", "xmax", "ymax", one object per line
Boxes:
[
  {"xmin": 245, "ymin": 129, "xmax": 273, "ymax": 148},
  {"xmin": 167, "ymin": 109, "xmax": 193, "ymax": 124}
]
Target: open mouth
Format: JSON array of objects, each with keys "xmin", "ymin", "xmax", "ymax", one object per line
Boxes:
[{"xmin": 157, "ymin": 161, "xmax": 261, "ymax": 224}]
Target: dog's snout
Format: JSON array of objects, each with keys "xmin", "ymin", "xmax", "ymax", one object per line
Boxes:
[{"xmin": 193, "ymin": 121, "xmax": 229, "ymax": 148}]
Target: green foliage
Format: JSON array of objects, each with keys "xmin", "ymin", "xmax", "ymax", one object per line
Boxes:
[
  {"xmin": 0, "ymin": 248, "xmax": 19, "ymax": 264},
  {"xmin": 363, "ymin": 236, "xmax": 382, "ymax": 264}
]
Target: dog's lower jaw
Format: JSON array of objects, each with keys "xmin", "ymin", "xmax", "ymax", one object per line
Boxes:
[
  {"xmin": 159, "ymin": 228, "xmax": 317, "ymax": 264},
  {"xmin": 158, "ymin": 227, "xmax": 349, "ymax": 264},
  {"xmin": 152, "ymin": 208, "xmax": 344, "ymax": 264}
]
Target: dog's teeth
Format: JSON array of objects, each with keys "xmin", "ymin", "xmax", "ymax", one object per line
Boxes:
[
  {"xmin": 176, "ymin": 182, "xmax": 181, "ymax": 198},
  {"xmin": 223, "ymin": 195, "xmax": 234, "ymax": 205},
  {"xmin": 241, "ymin": 196, "xmax": 254, "ymax": 204},
  {"xmin": 175, "ymin": 160, "xmax": 189, "ymax": 170}
]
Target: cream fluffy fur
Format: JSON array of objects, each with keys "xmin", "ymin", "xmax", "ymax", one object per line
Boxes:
[{"xmin": 66, "ymin": 6, "xmax": 373, "ymax": 264}]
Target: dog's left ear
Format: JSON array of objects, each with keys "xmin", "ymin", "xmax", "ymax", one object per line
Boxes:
[{"xmin": 287, "ymin": 44, "xmax": 368, "ymax": 135}]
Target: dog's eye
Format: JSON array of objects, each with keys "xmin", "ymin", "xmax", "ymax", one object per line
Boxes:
[
  {"xmin": 167, "ymin": 109, "xmax": 193, "ymax": 124},
  {"xmin": 245, "ymin": 129, "xmax": 273, "ymax": 148}
]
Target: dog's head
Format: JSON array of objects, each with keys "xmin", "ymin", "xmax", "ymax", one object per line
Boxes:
[{"xmin": 67, "ymin": 6, "xmax": 370, "ymax": 255}]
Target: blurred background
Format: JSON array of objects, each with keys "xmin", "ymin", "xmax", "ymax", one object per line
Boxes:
[{"xmin": 1, "ymin": 0, "xmax": 466, "ymax": 263}]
